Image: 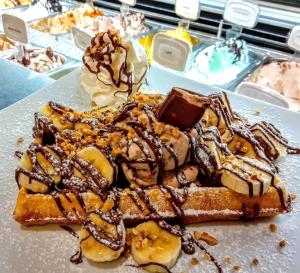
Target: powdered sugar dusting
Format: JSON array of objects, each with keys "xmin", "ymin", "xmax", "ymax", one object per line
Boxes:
[{"xmin": 0, "ymin": 69, "xmax": 300, "ymax": 273}]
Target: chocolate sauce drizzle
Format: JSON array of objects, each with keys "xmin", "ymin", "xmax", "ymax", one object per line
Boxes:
[
  {"xmin": 70, "ymin": 248, "xmax": 83, "ymax": 264},
  {"xmin": 60, "ymin": 225, "xmax": 79, "ymax": 238},
  {"xmin": 15, "ymin": 151, "xmax": 23, "ymax": 159},
  {"xmin": 250, "ymin": 121, "xmax": 300, "ymax": 157},
  {"xmin": 82, "ymin": 31, "xmax": 144, "ymax": 97},
  {"xmin": 126, "ymin": 263, "xmax": 172, "ymax": 273}
]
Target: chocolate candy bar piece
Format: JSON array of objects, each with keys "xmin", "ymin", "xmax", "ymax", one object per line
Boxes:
[{"xmin": 156, "ymin": 87, "xmax": 211, "ymax": 129}]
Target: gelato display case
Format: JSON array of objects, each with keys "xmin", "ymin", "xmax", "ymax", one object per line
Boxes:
[{"xmin": 0, "ymin": 0, "xmax": 299, "ymax": 111}]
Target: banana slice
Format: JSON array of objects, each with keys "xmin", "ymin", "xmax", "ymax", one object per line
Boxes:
[
  {"xmin": 36, "ymin": 147, "xmax": 61, "ymax": 184},
  {"xmin": 77, "ymin": 146, "xmax": 116, "ymax": 185},
  {"xmin": 202, "ymin": 128, "xmax": 228, "ymax": 171},
  {"xmin": 226, "ymin": 133, "xmax": 257, "ymax": 158},
  {"xmin": 131, "ymin": 221, "xmax": 181, "ymax": 273},
  {"xmin": 80, "ymin": 211, "xmax": 125, "ymax": 262},
  {"xmin": 40, "ymin": 105, "xmax": 73, "ymax": 131},
  {"xmin": 221, "ymin": 155, "xmax": 274, "ymax": 197},
  {"xmin": 250, "ymin": 122, "xmax": 287, "ymax": 160},
  {"xmin": 272, "ymin": 177, "xmax": 288, "ymax": 205},
  {"xmin": 224, "ymin": 125, "xmax": 268, "ymax": 162},
  {"xmin": 17, "ymin": 153, "xmax": 49, "ymax": 193},
  {"xmin": 201, "ymin": 92, "xmax": 234, "ymax": 130},
  {"xmin": 201, "ymin": 108, "xmax": 221, "ymax": 128}
]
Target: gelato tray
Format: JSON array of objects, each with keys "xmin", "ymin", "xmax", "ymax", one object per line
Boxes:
[
  {"xmin": 2, "ymin": 46, "xmax": 78, "ymax": 76},
  {"xmin": 23, "ymin": 1, "xmax": 78, "ymax": 22},
  {"xmin": 185, "ymin": 37, "xmax": 263, "ymax": 90},
  {"xmin": 29, "ymin": 4, "xmax": 105, "ymax": 35},
  {"xmin": 244, "ymin": 56, "xmax": 300, "ymax": 111},
  {"xmin": 86, "ymin": 12, "xmax": 155, "ymax": 38},
  {"xmin": 1, "ymin": 1, "xmax": 77, "ymax": 22}
]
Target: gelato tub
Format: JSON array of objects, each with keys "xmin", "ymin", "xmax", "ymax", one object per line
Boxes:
[
  {"xmin": 185, "ymin": 37, "xmax": 262, "ymax": 89},
  {"xmin": 88, "ymin": 12, "xmax": 152, "ymax": 37},
  {"xmin": 29, "ymin": 4, "xmax": 105, "ymax": 35},
  {"xmin": 19, "ymin": 1, "xmax": 77, "ymax": 22},
  {"xmin": 245, "ymin": 57, "xmax": 300, "ymax": 111},
  {"xmin": 5, "ymin": 46, "xmax": 66, "ymax": 74}
]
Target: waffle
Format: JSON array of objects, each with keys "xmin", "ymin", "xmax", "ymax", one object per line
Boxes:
[
  {"xmin": 12, "ymin": 89, "xmax": 299, "ymax": 272},
  {"xmin": 14, "ymin": 185, "xmax": 286, "ymax": 226}
]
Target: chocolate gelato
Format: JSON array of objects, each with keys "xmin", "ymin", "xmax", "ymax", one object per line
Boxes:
[{"xmin": 8, "ymin": 46, "xmax": 65, "ymax": 73}]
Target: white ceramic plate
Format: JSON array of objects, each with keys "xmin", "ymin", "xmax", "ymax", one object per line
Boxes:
[{"xmin": 0, "ymin": 66, "xmax": 299, "ymax": 273}]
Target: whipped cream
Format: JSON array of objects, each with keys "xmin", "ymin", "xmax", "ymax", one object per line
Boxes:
[{"xmin": 81, "ymin": 30, "xmax": 148, "ymax": 107}]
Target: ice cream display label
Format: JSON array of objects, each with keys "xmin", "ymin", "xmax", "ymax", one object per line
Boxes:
[
  {"xmin": 152, "ymin": 32, "xmax": 192, "ymax": 71},
  {"xmin": 175, "ymin": 0, "xmax": 200, "ymax": 21},
  {"xmin": 2, "ymin": 13, "xmax": 28, "ymax": 44},
  {"xmin": 118, "ymin": 0, "xmax": 136, "ymax": 6},
  {"xmin": 287, "ymin": 25, "xmax": 300, "ymax": 52},
  {"xmin": 223, "ymin": 0, "xmax": 259, "ymax": 28}
]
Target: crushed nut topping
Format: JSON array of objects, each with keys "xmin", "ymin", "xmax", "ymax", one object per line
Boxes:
[
  {"xmin": 240, "ymin": 146, "xmax": 248, "ymax": 153},
  {"xmin": 269, "ymin": 223, "xmax": 278, "ymax": 233},
  {"xmin": 233, "ymin": 265, "xmax": 241, "ymax": 271},
  {"xmin": 251, "ymin": 174, "xmax": 259, "ymax": 180},
  {"xmin": 224, "ymin": 257, "xmax": 232, "ymax": 264},
  {"xmin": 279, "ymin": 240, "xmax": 286, "ymax": 248},
  {"xmin": 17, "ymin": 137, "xmax": 24, "ymax": 144},
  {"xmin": 193, "ymin": 231, "xmax": 202, "ymax": 240},
  {"xmin": 204, "ymin": 253, "xmax": 212, "ymax": 262},
  {"xmin": 193, "ymin": 231, "xmax": 218, "ymax": 246},
  {"xmin": 191, "ymin": 257, "xmax": 199, "ymax": 265},
  {"xmin": 290, "ymin": 192, "xmax": 297, "ymax": 201},
  {"xmin": 252, "ymin": 258, "xmax": 259, "ymax": 266}
]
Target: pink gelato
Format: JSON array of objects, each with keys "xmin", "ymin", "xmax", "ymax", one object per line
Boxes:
[{"xmin": 248, "ymin": 61, "xmax": 300, "ymax": 101}]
